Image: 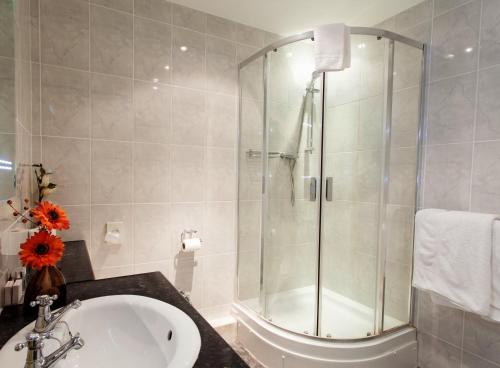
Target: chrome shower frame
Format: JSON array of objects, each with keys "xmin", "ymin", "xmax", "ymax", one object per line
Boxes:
[{"xmin": 236, "ymin": 26, "xmax": 427, "ymax": 342}]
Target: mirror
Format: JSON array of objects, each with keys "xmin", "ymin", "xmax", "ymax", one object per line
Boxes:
[{"xmin": 0, "ymin": 0, "xmax": 16, "ymax": 201}]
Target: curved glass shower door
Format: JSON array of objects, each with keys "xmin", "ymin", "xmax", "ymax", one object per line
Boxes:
[
  {"xmin": 262, "ymin": 39, "xmax": 323, "ymax": 335},
  {"xmin": 319, "ymin": 35, "xmax": 388, "ymax": 339},
  {"xmin": 237, "ymin": 28, "xmax": 424, "ymax": 340}
]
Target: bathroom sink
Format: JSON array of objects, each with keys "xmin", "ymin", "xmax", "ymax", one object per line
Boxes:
[{"xmin": 0, "ymin": 295, "xmax": 201, "ymax": 367}]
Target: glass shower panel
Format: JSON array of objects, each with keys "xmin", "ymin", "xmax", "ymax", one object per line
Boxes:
[
  {"xmin": 262, "ymin": 39, "xmax": 322, "ymax": 335},
  {"xmin": 319, "ymin": 35, "xmax": 388, "ymax": 339},
  {"xmin": 383, "ymin": 41, "xmax": 423, "ymax": 331},
  {"xmin": 237, "ymin": 55, "xmax": 265, "ymax": 313}
]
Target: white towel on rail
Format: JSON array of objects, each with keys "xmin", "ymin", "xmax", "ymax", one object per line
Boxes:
[
  {"xmin": 487, "ymin": 221, "xmax": 500, "ymax": 321},
  {"xmin": 313, "ymin": 23, "xmax": 351, "ymax": 72},
  {"xmin": 413, "ymin": 209, "xmax": 499, "ymax": 316}
]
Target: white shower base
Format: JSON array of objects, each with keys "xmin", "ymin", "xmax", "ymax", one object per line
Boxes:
[
  {"xmin": 235, "ymin": 287, "xmax": 417, "ymax": 368},
  {"xmin": 244, "ymin": 286, "xmax": 403, "ymax": 338}
]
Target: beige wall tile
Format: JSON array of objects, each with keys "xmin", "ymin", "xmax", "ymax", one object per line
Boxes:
[
  {"xmin": 134, "ymin": 204, "xmax": 171, "ymax": 263},
  {"xmin": 133, "ymin": 142, "xmax": 170, "ymax": 203},
  {"xmin": 60, "ymin": 205, "xmax": 91, "ymax": 246},
  {"xmin": 206, "ymin": 36, "xmax": 237, "ymax": 95},
  {"xmin": 91, "ymin": 73, "xmax": 133, "ymax": 140},
  {"xmin": 206, "ymin": 14, "xmax": 236, "ymax": 41},
  {"xmin": 40, "ymin": 0, "xmax": 89, "ymax": 70},
  {"xmin": 236, "ymin": 24, "xmax": 265, "ymax": 48},
  {"xmin": 133, "ymin": 16, "xmax": 171, "ymax": 83},
  {"xmin": 171, "ymin": 87, "xmax": 206, "ymax": 145},
  {"xmin": 206, "ymin": 148, "xmax": 235, "ymax": 201},
  {"xmin": 91, "ymin": 140, "xmax": 132, "ymax": 204},
  {"xmin": 0, "ymin": 0, "xmax": 15, "ymax": 58},
  {"xmin": 204, "ymin": 253, "xmax": 235, "ymax": 307},
  {"xmin": 0, "ymin": 57, "xmax": 15, "ymax": 134},
  {"xmin": 471, "ymin": 141, "xmax": 500, "ymax": 213},
  {"xmin": 424, "ymin": 143, "xmax": 472, "ymax": 211},
  {"xmin": 170, "ymin": 145, "xmax": 205, "ymax": 202},
  {"xmin": 172, "ymin": 4, "xmax": 206, "ymax": 32},
  {"xmin": 134, "ymin": 80, "xmax": 171, "ymax": 143},
  {"xmin": 172, "ymin": 27, "xmax": 205, "ymax": 89},
  {"xmin": 90, "ymin": 5, "xmax": 133, "ymax": 77},
  {"xmin": 41, "ymin": 136, "xmax": 90, "ymax": 205},
  {"xmin": 203, "ymin": 201, "xmax": 235, "ymax": 255},
  {"xmin": 134, "ymin": 0, "xmax": 172, "ymax": 24},
  {"xmin": 206, "ymin": 94, "xmax": 236, "ymax": 148},
  {"xmin": 91, "ymin": 0, "xmax": 133, "ymax": 13},
  {"xmin": 41, "ymin": 65, "xmax": 90, "ymax": 138}
]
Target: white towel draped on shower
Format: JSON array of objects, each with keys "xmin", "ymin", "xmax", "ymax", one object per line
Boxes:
[
  {"xmin": 413, "ymin": 209, "xmax": 500, "ymax": 319},
  {"xmin": 313, "ymin": 23, "xmax": 351, "ymax": 72}
]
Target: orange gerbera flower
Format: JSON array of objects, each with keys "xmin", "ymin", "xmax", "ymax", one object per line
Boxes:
[
  {"xmin": 31, "ymin": 201, "xmax": 70, "ymax": 231},
  {"xmin": 19, "ymin": 231, "xmax": 65, "ymax": 269}
]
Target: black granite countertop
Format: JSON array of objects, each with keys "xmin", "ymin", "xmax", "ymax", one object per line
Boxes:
[
  {"xmin": 0, "ymin": 272, "xmax": 249, "ymax": 368},
  {"xmin": 57, "ymin": 240, "xmax": 95, "ymax": 283}
]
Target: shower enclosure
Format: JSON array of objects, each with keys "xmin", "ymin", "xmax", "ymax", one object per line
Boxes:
[{"xmin": 237, "ymin": 27, "xmax": 425, "ymax": 344}]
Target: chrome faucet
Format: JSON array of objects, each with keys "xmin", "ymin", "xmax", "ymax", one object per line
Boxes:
[
  {"xmin": 15, "ymin": 295, "xmax": 85, "ymax": 368},
  {"xmin": 30, "ymin": 295, "xmax": 82, "ymax": 333},
  {"xmin": 14, "ymin": 331, "xmax": 84, "ymax": 368}
]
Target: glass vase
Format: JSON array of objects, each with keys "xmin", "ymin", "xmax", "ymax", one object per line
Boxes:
[{"xmin": 23, "ymin": 265, "xmax": 67, "ymax": 317}]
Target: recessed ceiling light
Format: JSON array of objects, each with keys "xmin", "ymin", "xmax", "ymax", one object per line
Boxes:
[
  {"xmin": 445, "ymin": 53, "xmax": 455, "ymax": 59},
  {"xmin": 465, "ymin": 47, "xmax": 473, "ymax": 53},
  {"xmin": 164, "ymin": 65, "xmax": 170, "ymax": 70},
  {"xmin": 180, "ymin": 46, "xmax": 188, "ymax": 52}
]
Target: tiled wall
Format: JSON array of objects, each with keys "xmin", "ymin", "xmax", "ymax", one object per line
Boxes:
[
  {"xmin": 383, "ymin": 0, "xmax": 500, "ymax": 367},
  {"xmin": 0, "ymin": 0, "xmax": 33, "ymax": 306},
  {"xmin": 29, "ymin": 0, "xmax": 277, "ymax": 320}
]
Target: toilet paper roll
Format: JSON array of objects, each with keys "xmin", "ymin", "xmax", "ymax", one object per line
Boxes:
[{"xmin": 181, "ymin": 237, "xmax": 202, "ymax": 252}]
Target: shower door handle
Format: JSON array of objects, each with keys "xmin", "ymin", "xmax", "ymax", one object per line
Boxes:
[
  {"xmin": 325, "ymin": 177, "xmax": 333, "ymax": 201},
  {"xmin": 309, "ymin": 177, "xmax": 317, "ymax": 201}
]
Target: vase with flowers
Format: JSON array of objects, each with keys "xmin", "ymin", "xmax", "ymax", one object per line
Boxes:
[{"xmin": 6, "ymin": 198, "xmax": 70, "ymax": 316}]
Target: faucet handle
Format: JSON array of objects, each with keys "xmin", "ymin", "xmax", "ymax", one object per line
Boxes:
[
  {"xmin": 30, "ymin": 294, "xmax": 58, "ymax": 308},
  {"xmin": 14, "ymin": 331, "xmax": 53, "ymax": 351}
]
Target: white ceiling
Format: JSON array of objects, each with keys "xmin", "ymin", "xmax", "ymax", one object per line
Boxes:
[{"xmin": 170, "ymin": 0, "xmax": 424, "ymax": 35}]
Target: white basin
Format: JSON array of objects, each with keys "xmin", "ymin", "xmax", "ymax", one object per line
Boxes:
[{"xmin": 0, "ymin": 295, "xmax": 201, "ymax": 367}]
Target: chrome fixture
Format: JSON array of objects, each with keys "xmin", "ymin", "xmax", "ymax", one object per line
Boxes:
[
  {"xmin": 246, "ymin": 149, "xmax": 297, "ymax": 160},
  {"xmin": 30, "ymin": 295, "xmax": 82, "ymax": 333},
  {"xmin": 14, "ymin": 331, "xmax": 84, "ymax": 368},
  {"xmin": 15, "ymin": 295, "xmax": 84, "ymax": 368}
]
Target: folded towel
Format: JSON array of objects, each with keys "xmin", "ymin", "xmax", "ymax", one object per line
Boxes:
[
  {"xmin": 314, "ymin": 24, "xmax": 351, "ymax": 72},
  {"xmin": 413, "ymin": 209, "xmax": 499, "ymax": 316}
]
